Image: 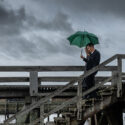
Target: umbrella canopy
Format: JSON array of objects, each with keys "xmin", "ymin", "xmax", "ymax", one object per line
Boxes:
[{"xmin": 67, "ymin": 31, "xmax": 99, "ymax": 48}]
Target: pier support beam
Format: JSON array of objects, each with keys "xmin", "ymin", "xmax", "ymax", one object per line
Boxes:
[{"xmin": 16, "ymin": 105, "xmax": 30, "ymax": 124}]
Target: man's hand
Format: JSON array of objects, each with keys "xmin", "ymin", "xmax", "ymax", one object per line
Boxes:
[
  {"xmin": 85, "ymin": 47, "xmax": 90, "ymax": 56},
  {"xmin": 80, "ymin": 55, "xmax": 84, "ymax": 59}
]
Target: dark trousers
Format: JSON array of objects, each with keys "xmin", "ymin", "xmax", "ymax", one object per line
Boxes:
[
  {"xmin": 82, "ymin": 74, "xmax": 95, "ymax": 89},
  {"xmin": 82, "ymin": 74, "xmax": 97, "ymax": 98}
]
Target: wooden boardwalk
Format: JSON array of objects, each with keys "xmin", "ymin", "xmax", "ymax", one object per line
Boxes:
[{"xmin": 0, "ymin": 54, "xmax": 124, "ymax": 125}]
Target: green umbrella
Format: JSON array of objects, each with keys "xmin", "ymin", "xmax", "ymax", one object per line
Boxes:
[{"xmin": 67, "ymin": 31, "xmax": 99, "ymax": 48}]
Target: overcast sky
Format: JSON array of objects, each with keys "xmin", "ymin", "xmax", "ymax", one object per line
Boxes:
[
  {"xmin": 0, "ymin": 0, "xmax": 125, "ymax": 123},
  {"xmin": 0, "ymin": 0, "xmax": 125, "ymax": 66}
]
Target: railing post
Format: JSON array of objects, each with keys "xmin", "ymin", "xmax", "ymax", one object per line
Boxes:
[
  {"xmin": 30, "ymin": 71, "xmax": 38, "ymax": 96},
  {"xmin": 40, "ymin": 104, "xmax": 44, "ymax": 125},
  {"xmin": 117, "ymin": 56, "xmax": 122, "ymax": 97},
  {"xmin": 77, "ymin": 80, "xmax": 83, "ymax": 120},
  {"xmin": 111, "ymin": 71, "xmax": 118, "ymax": 86}
]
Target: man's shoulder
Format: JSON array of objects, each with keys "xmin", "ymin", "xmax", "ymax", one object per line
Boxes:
[
  {"xmin": 94, "ymin": 49, "xmax": 100, "ymax": 55},
  {"xmin": 92, "ymin": 49, "xmax": 100, "ymax": 58}
]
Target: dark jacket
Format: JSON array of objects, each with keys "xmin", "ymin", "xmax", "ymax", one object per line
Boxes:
[{"xmin": 83, "ymin": 49, "xmax": 100, "ymax": 75}]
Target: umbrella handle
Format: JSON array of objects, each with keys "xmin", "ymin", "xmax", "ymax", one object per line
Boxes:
[{"xmin": 81, "ymin": 49, "xmax": 83, "ymax": 56}]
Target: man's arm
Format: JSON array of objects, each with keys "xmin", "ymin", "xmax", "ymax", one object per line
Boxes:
[
  {"xmin": 83, "ymin": 57, "xmax": 88, "ymax": 62},
  {"xmin": 81, "ymin": 55, "xmax": 88, "ymax": 63},
  {"xmin": 81, "ymin": 51, "xmax": 100, "ymax": 65}
]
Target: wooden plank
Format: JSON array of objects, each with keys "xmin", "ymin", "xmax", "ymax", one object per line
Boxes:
[
  {"xmin": 39, "ymin": 76, "xmax": 112, "ymax": 82},
  {"xmin": 0, "ymin": 82, "xmax": 116, "ymax": 90},
  {"xmin": 4, "ymin": 122, "xmax": 17, "ymax": 125},
  {"xmin": 0, "ymin": 66, "xmax": 117, "ymax": 72},
  {"xmin": 0, "ymin": 76, "xmax": 109, "ymax": 82},
  {"xmin": 1, "ymin": 75, "xmax": 125, "ymax": 83},
  {"xmin": 0, "ymin": 77, "xmax": 29, "ymax": 82},
  {"xmin": 4, "ymin": 54, "xmax": 117, "ymax": 123},
  {"xmin": 0, "ymin": 91, "xmax": 29, "ymax": 98},
  {"xmin": 36, "ymin": 92, "xmax": 76, "ymax": 97}
]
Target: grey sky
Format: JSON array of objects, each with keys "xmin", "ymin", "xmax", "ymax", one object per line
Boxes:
[{"xmin": 0, "ymin": 0, "xmax": 125, "ymax": 66}]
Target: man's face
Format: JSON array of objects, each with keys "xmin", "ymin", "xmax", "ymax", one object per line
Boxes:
[{"xmin": 86, "ymin": 46, "xmax": 91, "ymax": 53}]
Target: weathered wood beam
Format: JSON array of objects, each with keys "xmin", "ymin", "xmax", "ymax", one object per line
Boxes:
[
  {"xmin": 1, "ymin": 75, "xmax": 125, "ymax": 83},
  {"xmin": 77, "ymin": 80, "xmax": 83, "ymax": 120},
  {"xmin": 1, "ymin": 74, "xmax": 125, "ymax": 83},
  {"xmin": 40, "ymin": 104, "xmax": 44, "ymax": 125},
  {"xmin": 0, "ymin": 91, "xmax": 76, "ymax": 98},
  {"xmin": 0, "ymin": 76, "xmax": 110, "ymax": 82},
  {"xmin": 0, "ymin": 123, "xmax": 16, "ymax": 125},
  {"xmin": 0, "ymin": 66, "xmax": 117, "ymax": 72},
  {"xmin": 117, "ymin": 56, "xmax": 122, "ymax": 97},
  {"xmin": 0, "ymin": 66, "xmax": 84, "ymax": 72},
  {"xmin": 36, "ymin": 92, "xmax": 76, "ymax": 97},
  {"xmin": 30, "ymin": 71, "xmax": 38, "ymax": 96},
  {"xmin": 117, "ymin": 54, "xmax": 125, "ymax": 59},
  {"xmin": 0, "ymin": 76, "xmax": 113, "ymax": 82},
  {"xmin": 111, "ymin": 71, "xmax": 118, "ymax": 86}
]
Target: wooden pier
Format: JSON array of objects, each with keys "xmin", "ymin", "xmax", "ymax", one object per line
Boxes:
[{"xmin": 0, "ymin": 54, "xmax": 124, "ymax": 125}]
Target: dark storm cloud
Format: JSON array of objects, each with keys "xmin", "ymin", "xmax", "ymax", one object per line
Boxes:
[
  {"xmin": 0, "ymin": 1, "xmax": 75, "ymax": 61},
  {"xmin": 36, "ymin": 0, "xmax": 125, "ymax": 16},
  {"xmin": 23, "ymin": 11, "xmax": 74, "ymax": 33},
  {"xmin": 66, "ymin": 0, "xmax": 125, "ymax": 15},
  {"xmin": 0, "ymin": 5, "xmax": 26, "ymax": 36},
  {"xmin": 0, "ymin": 0, "xmax": 74, "ymax": 34},
  {"xmin": 37, "ymin": 12, "xmax": 73, "ymax": 32}
]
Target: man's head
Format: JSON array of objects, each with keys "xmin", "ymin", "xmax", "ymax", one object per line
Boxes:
[{"xmin": 86, "ymin": 43, "xmax": 95, "ymax": 53}]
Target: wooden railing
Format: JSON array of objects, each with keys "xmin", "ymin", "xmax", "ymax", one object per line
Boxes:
[{"xmin": 3, "ymin": 54, "xmax": 125, "ymax": 124}]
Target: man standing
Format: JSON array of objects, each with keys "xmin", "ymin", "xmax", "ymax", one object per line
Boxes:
[{"xmin": 81, "ymin": 43, "xmax": 101, "ymax": 92}]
